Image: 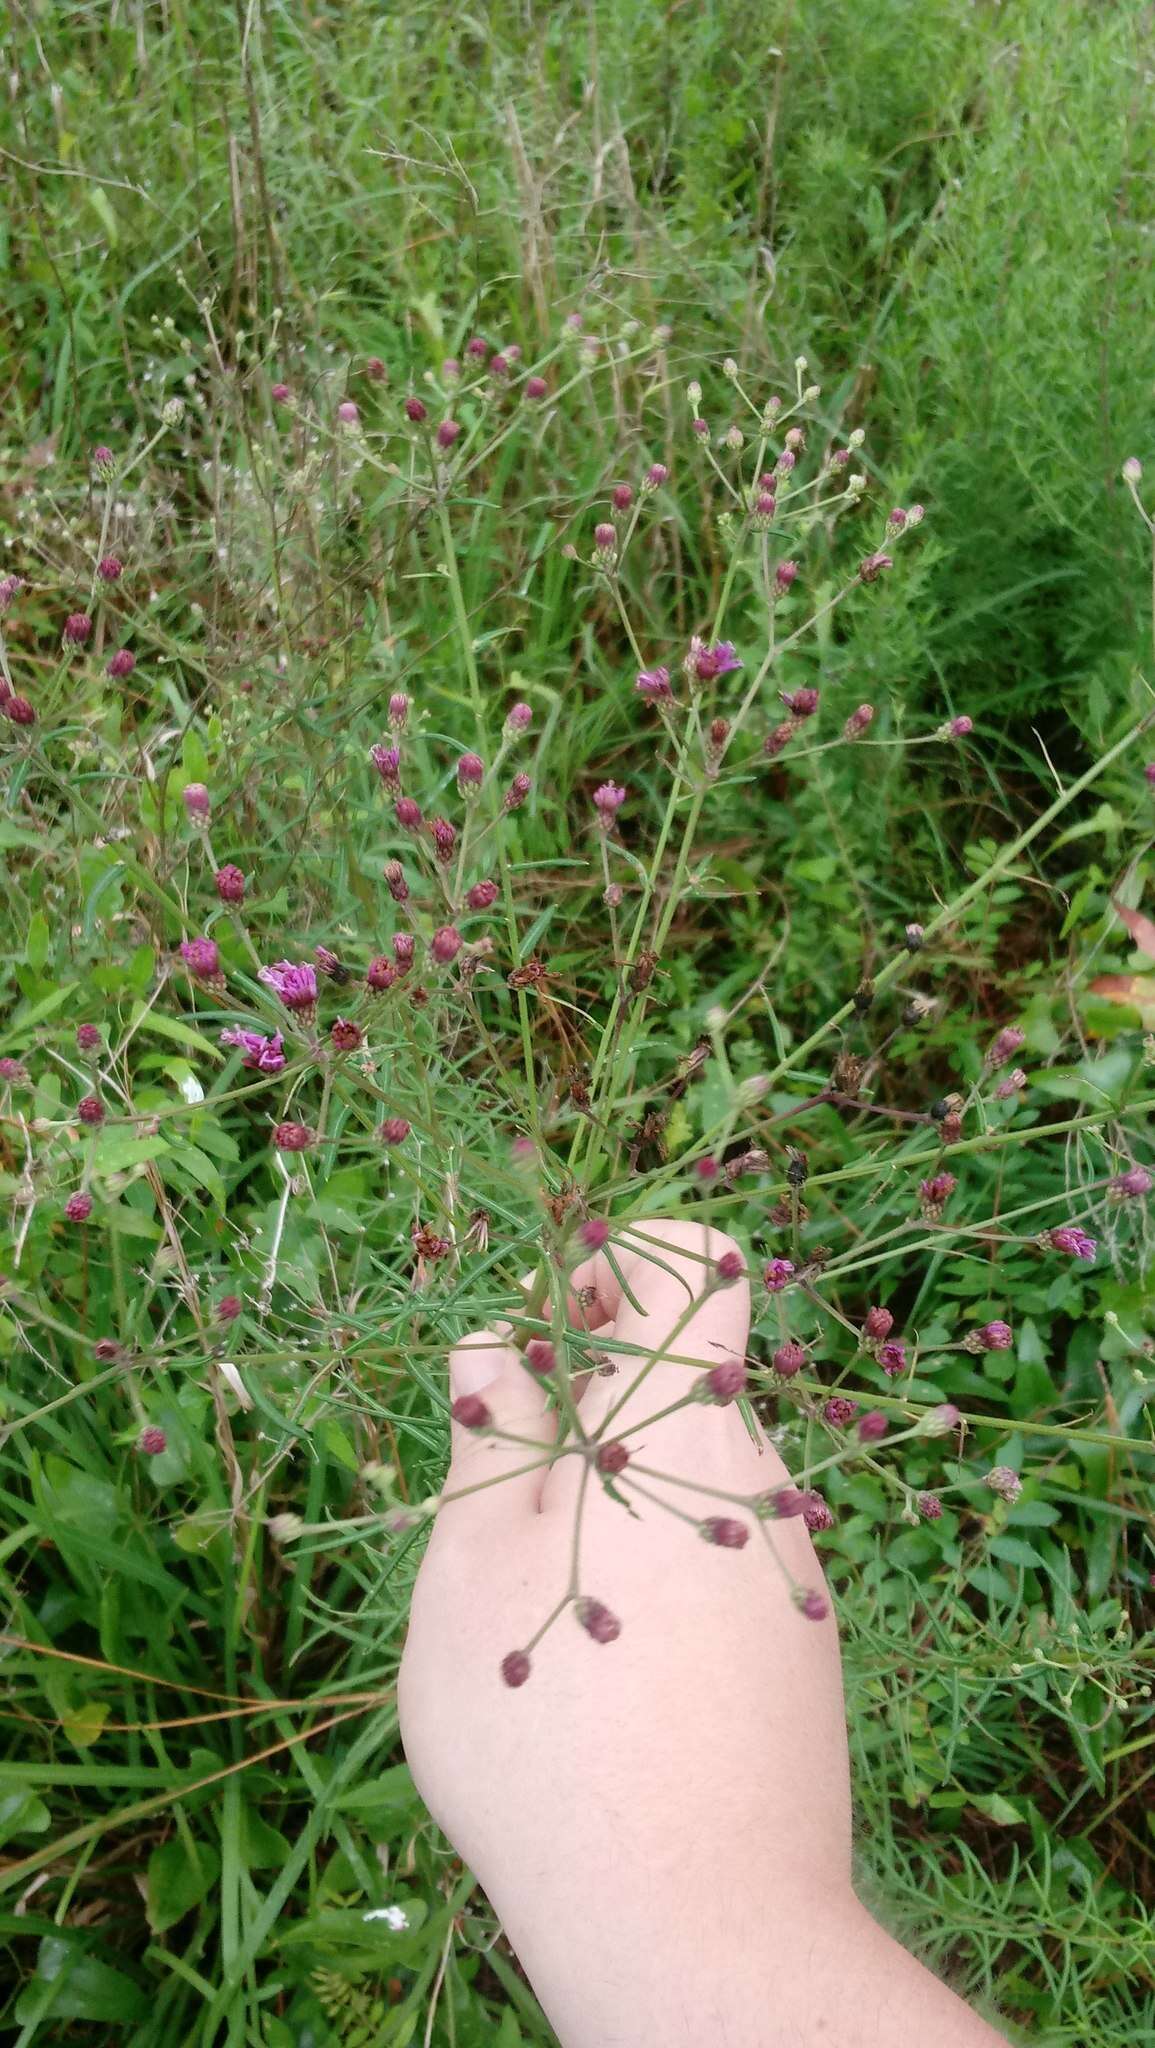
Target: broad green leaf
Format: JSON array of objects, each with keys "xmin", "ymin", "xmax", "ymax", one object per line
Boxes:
[
  {"xmin": 128, "ymin": 1001, "xmax": 222, "ymax": 1059},
  {"xmin": 15, "ymin": 1936, "xmax": 148, "ymax": 2023},
  {"xmin": 146, "ymin": 1837, "xmax": 221, "ymax": 1934}
]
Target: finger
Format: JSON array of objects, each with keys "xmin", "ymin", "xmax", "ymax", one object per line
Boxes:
[
  {"xmin": 560, "ymin": 1218, "xmax": 751, "ymax": 1448},
  {"xmin": 438, "ymin": 1326, "xmax": 557, "ymax": 1525}
]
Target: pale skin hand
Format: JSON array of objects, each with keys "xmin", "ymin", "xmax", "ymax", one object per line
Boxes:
[{"xmin": 399, "ymin": 1220, "xmax": 1008, "ymax": 2047}]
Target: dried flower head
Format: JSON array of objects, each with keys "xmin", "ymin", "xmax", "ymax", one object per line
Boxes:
[{"xmin": 273, "ymin": 1122, "xmax": 313, "ymax": 1152}]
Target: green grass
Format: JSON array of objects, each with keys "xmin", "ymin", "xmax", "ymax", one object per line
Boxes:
[{"xmin": 1, "ymin": 2, "xmax": 1154, "ymax": 2043}]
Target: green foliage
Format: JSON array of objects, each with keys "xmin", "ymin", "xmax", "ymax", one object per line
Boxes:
[{"xmin": 1, "ymin": 2, "xmax": 1154, "ymax": 2044}]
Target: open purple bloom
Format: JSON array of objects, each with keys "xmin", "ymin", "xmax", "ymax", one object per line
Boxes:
[
  {"xmin": 258, "ymin": 960, "xmax": 318, "ymax": 1013},
  {"xmin": 636, "ymin": 665, "xmax": 672, "ymax": 700},
  {"xmin": 690, "ymin": 638, "xmax": 742, "ymax": 683},
  {"xmin": 220, "ymin": 1027, "xmax": 286, "ymax": 1074},
  {"xmin": 1048, "ymin": 1225, "xmax": 1097, "ymax": 1261}
]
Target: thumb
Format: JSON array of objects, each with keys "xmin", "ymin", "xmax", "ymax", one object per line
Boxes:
[{"xmin": 440, "ymin": 1325, "xmax": 557, "ymax": 1524}]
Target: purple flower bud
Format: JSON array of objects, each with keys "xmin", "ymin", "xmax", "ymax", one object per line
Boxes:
[
  {"xmin": 1144, "ymin": 761, "xmax": 1155, "ymax": 787},
  {"xmin": 919, "ymin": 1172, "xmax": 957, "ymax": 1217},
  {"xmin": 457, "ymin": 751, "xmax": 484, "ymax": 789},
  {"xmin": 452, "ymin": 1394, "xmax": 491, "ymax": 1431},
  {"xmin": 271, "ymin": 383, "xmax": 291, "ymax": 403},
  {"xmin": 97, "ymin": 555, "xmax": 123, "ymax": 582},
  {"xmin": 76, "ymin": 1024, "xmax": 101, "ymax": 1052},
  {"xmin": 0, "ymin": 574, "xmax": 25, "ymax": 612},
  {"xmin": 430, "ymin": 924, "xmax": 461, "ymax": 965},
  {"xmin": 1048, "ymin": 1225, "xmax": 1097, "ymax": 1261},
  {"xmin": 182, "ymin": 783, "xmax": 211, "ymax": 823},
  {"xmin": 921, "ymin": 1403, "xmax": 960, "ymax": 1438},
  {"xmin": 388, "ymin": 692, "xmax": 410, "ymax": 731},
  {"xmin": 65, "ymin": 1192, "xmax": 93, "ymax": 1222},
  {"xmin": 700, "ymin": 1515, "xmax": 748, "ymax": 1548},
  {"xmin": 436, "ymin": 418, "xmax": 461, "ymax": 449},
  {"xmin": 802, "ymin": 1491, "xmax": 835, "ymax": 1532},
  {"xmin": 524, "ymin": 376, "xmax": 548, "ymax": 400},
  {"xmin": 488, "ymin": 352, "xmax": 510, "ymax": 377},
  {"xmin": 918, "ymin": 1492, "xmax": 943, "ymax": 1520},
  {"xmin": 367, "ymin": 956, "xmax": 397, "ymax": 992},
  {"xmin": 273, "ymin": 1121, "xmax": 313, "ymax": 1152},
  {"xmin": 763, "ymin": 1257, "xmax": 795, "ymax": 1293},
  {"xmin": 393, "ymin": 932, "xmax": 415, "ymax": 968},
  {"xmin": 878, "ymin": 1339, "xmax": 907, "ymax": 1378},
  {"xmin": 593, "ymin": 781, "xmax": 626, "ymax": 823},
  {"xmin": 704, "ymin": 1357, "xmax": 747, "ymax": 1403},
  {"xmin": 379, "ymin": 1115, "xmax": 411, "ymax": 1144},
  {"xmin": 773, "ymin": 1340, "xmax": 806, "ymax": 1378},
  {"xmin": 504, "ymin": 771, "xmax": 531, "ymax": 811},
  {"xmin": 94, "ymin": 1340, "xmax": 120, "ymax": 1362},
  {"xmin": 714, "ymin": 1249, "xmax": 746, "ymax": 1285},
  {"xmin": 863, "ymin": 1305, "xmax": 893, "ymax": 1341},
  {"xmin": 978, "ymin": 1320, "xmax": 1014, "ymax": 1351},
  {"xmin": 774, "ymin": 560, "xmax": 798, "ymax": 595},
  {"xmin": 644, "ymin": 462, "xmax": 668, "ymax": 489},
  {"xmin": 430, "ymin": 816, "xmax": 456, "ymax": 862},
  {"xmin": 843, "ymin": 702, "xmax": 875, "ymax": 739},
  {"xmin": 580, "ymin": 1217, "xmax": 610, "ymax": 1250},
  {"xmin": 259, "ymin": 959, "xmax": 318, "ymax": 1013},
  {"xmin": 139, "ymin": 1425, "xmax": 167, "ymax": 1456},
  {"xmin": 3, "ymin": 695, "xmax": 36, "ymax": 725},
  {"xmin": 611, "ymin": 484, "xmax": 634, "ymax": 512},
  {"xmin": 215, "ymin": 864, "xmax": 245, "ymax": 904},
  {"xmin": 442, "ymin": 358, "xmax": 461, "ymax": 383},
  {"xmin": 857, "ymin": 1410, "xmax": 889, "ymax": 1442},
  {"xmin": 696, "ymin": 1156, "xmax": 719, "ymax": 1182},
  {"xmin": 364, "ymin": 356, "xmax": 387, "ymax": 382},
  {"xmin": 525, "ymin": 1338, "xmax": 556, "ymax": 1375},
  {"xmin": 596, "ymin": 1439, "xmax": 630, "ymax": 1475},
  {"xmin": 181, "ymin": 937, "xmax": 221, "ymax": 984},
  {"xmin": 403, "ymin": 396, "xmax": 427, "ymax": 423},
  {"xmin": 0, "ymin": 1057, "xmax": 29, "ymax": 1084},
  {"xmin": 217, "ymin": 1294, "xmax": 242, "ymax": 1322},
  {"xmin": 781, "ymin": 686, "xmax": 819, "ymax": 717},
  {"xmin": 77, "ymin": 1095, "xmax": 105, "ymax": 1127},
  {"xmin": 467, "ymin": 878, "xmax": 499, "ymax": 911},
  {"xmin": 506, "ymin": 701, "xmax": 533, "ymax": 734},
  {"xmin": 796, "ymin": 1589, "xmax": 829, "ymax": 1622},
  {"xmin": 949, "ymin": 715, "xmax": 973, "ymax": 738},
  {"xmin": 371, "ymin": 744, "xmax": 401, "ymax": 788},
  {"xmin": 692, "ymin": 417, "xmax": 709, "ymax": 439},
  {"xmin": 575, "ymin": 1597, "xmax": 621, "ymax": 1644},
  {"xmin": 762, "ymin": 1485, "xmax": 806, "ymax": 1519},
  {"xmin": 330, "ymin": 1017, "xmax": 362, "ymax": 1052},
  {"xmin": 501, "ymin": 1649, "xmax": 532, "ymax": 1687},
  {"xmin": 92, "ymin": 445, "xmax": 115, "ymax": 478},
  {"xmin": 987, "ymin": 1025, "xmax": 1026, "ymax": 1068},
  {"xmin": 594, "ymin": 521, "xmax": 616, "ymax": 551},
  {"xmin": 995, "ymin": 1067, "xmax": 1027, "ymax": 1099},
  {"xmin": 395, "ymin": 796, "xmax": 422, "ymax": 829},
  {"xmin": 986, "ymin": 1465, "xmax": 1022, "ymax": 1503},
  {"xmin": 106, "ymin": 649, "xmax": 135, "ymax": 678},
  {"xmin": 1111, "ymin": 1165, "xmax": 1152, "ymax": 1198},
  {"xmin": 823, "ymin": 1397, "xmax": 858, "ymax": 1426},
  {"xmin": 64, "ymin": 612, "xmax": 93, "ymax": 644},
  {"xmin": 336, "ymin": 400, "xmax": 360, "ymax": 425}
]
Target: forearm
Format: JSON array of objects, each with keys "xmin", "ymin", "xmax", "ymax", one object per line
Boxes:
[{"xmin": 501, "ymin": 1889, "xmax": 1009, "ymax": 2048}]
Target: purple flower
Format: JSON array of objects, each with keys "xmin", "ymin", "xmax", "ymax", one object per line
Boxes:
[
  {"xmin": 593, "ymin": 781, "xmax": 626, "ymax": 823},
  {"xmin": 863, "ymin": 1305, "xmax": 894, "ymax": 1341},
  {"xmin": 857, "ymin": 1411, "xmax": 889, "ymax": 1442},
  {"xmin": 801, "ymin": 1491, "xmax": 835, "ymax": 1532},
  {"xmin": 64, "ymin": 612, "xmax": 93, "ymax": 644},
  {"xmin": 995, "ymin": 1066, "xmax": 1028, "ymax": 1099},
  {"xmin": 457, "ymin": 752, "xmax": 484, "ymax": 790},
  {"xmin": 215, "ymin": 864, "xmax": 246, "ymax": 904},
  {"xmin": 371, "ymin": 744, "xmax": 401, "ymax": 788},
  {"xmin": 107, "ymin": 650, "xmax": 135, "ymax": 678},
  {"xmin": 501, "ymin": 1649, "xmax": 532, "ymax": 1687},
  {"xmin": 182, "ymin": 783, "xmax": 210, "ymax": 822},
  {"xmin": 97, "ymin": 555, "xmax": 123, "ymax": 582},
  {"xmin": 772, "ymin": 1340, "xmax": 806, "ymax": 1378},
  {"xmin": 699, "ymin": 1515, "xmax": 748, "ymax": 1548},
  {"xmin": 823, "ymin": 1397, "xmax": 858, "ymax": 1426},
  {"xmin": 221, "ymin": 1027, "xmax": 286, "ymax": 1073},
  {"xmin": 436, "ymin": 419, "xmax": 461, "ymax": 449},
  {"xmin": 978, "ymin": 1320, "xmax": 1013, "ymax": 1351},
  {"xmin": 611, "ymin": 484, "xmax": 633, "ymax": 512},
  {"xmin": 258, "ymin": 960, "xmax": 318, "ymax": 1013},
  {"xmin": 858, "ymin": 552, "xmax": 893, "ymax": 583},
  {"xmin": 1144, "ymin": 761, "xmax": 1155, "ymax": 787},
  {"xmin": 336, "ymin": 400, "xmax": 360, "ymax": 425},
  {"xmin": 1111, "ymin": 1166, "xmax": 1152, "ymax": 1199},
  {"xmin": 431, "ymin": 925, "xmax": 462, "ymax": 965},
  {"xmin": 690, "ymin": 639, "xmax": 742, "ymax": 682},
  {"xmin": 763, "ymin": 1257, "xmax": 795, "ymax": 1292},
  {"xmin": 986, "ymin": 1465, "xmax": 1022, "ymax": 1503},
  {"xmin": 65, "ymin": 1191, "xmax": 93, "ymax": 1222},
  {"xmin": 949, "ymin": 715, "xmax": 973, "ymax": 738},
  {"xmin": 506, "ymin": 701, "xmax": 533, "ymax": 734},
  {"xmin": 843, "ymin": 703, "xmax": 875, "ymax": 739},
  {"xmin": 181, "ymin": 937, "xmax": 221, "ymax": 984},
  {"xmin": 389, "ymin": 693, "xmax": 410, "ymax": 731},
  {"xmin": 703, "ymin": 1357, "xmax": 747, "ymax": 1404},
  {"xmin": 524, "ymin": 376, "xmax": 548, "ymax": 400},
  {"xmin": 917, "ymin": 1492, "xmax": 943, "ymax": 1520},
  {"xmin": 878, "ymin": 1339, "xmax": 907, "ymax": 1379},
  {"xmin": 636, "ymin": 665, "xmax": 672, "ymax": 700},
  {"xmin": 575, "ymin": 1597, "xmax": 621, "ymax": 1644},
  {"xmin": 1048, "ymin": 1225, "xmax": 1097, "ymax": 1261}
]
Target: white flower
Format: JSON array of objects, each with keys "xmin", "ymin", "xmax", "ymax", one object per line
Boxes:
[{"xmin": 363, "ymin": 1905, "xmax": 409, "ymax": 1931}]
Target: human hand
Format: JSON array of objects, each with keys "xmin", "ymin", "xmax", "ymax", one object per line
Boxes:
[{"xmin": 398, "ymin": 1219, "xmax": 1006, "ymax": 2046}]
